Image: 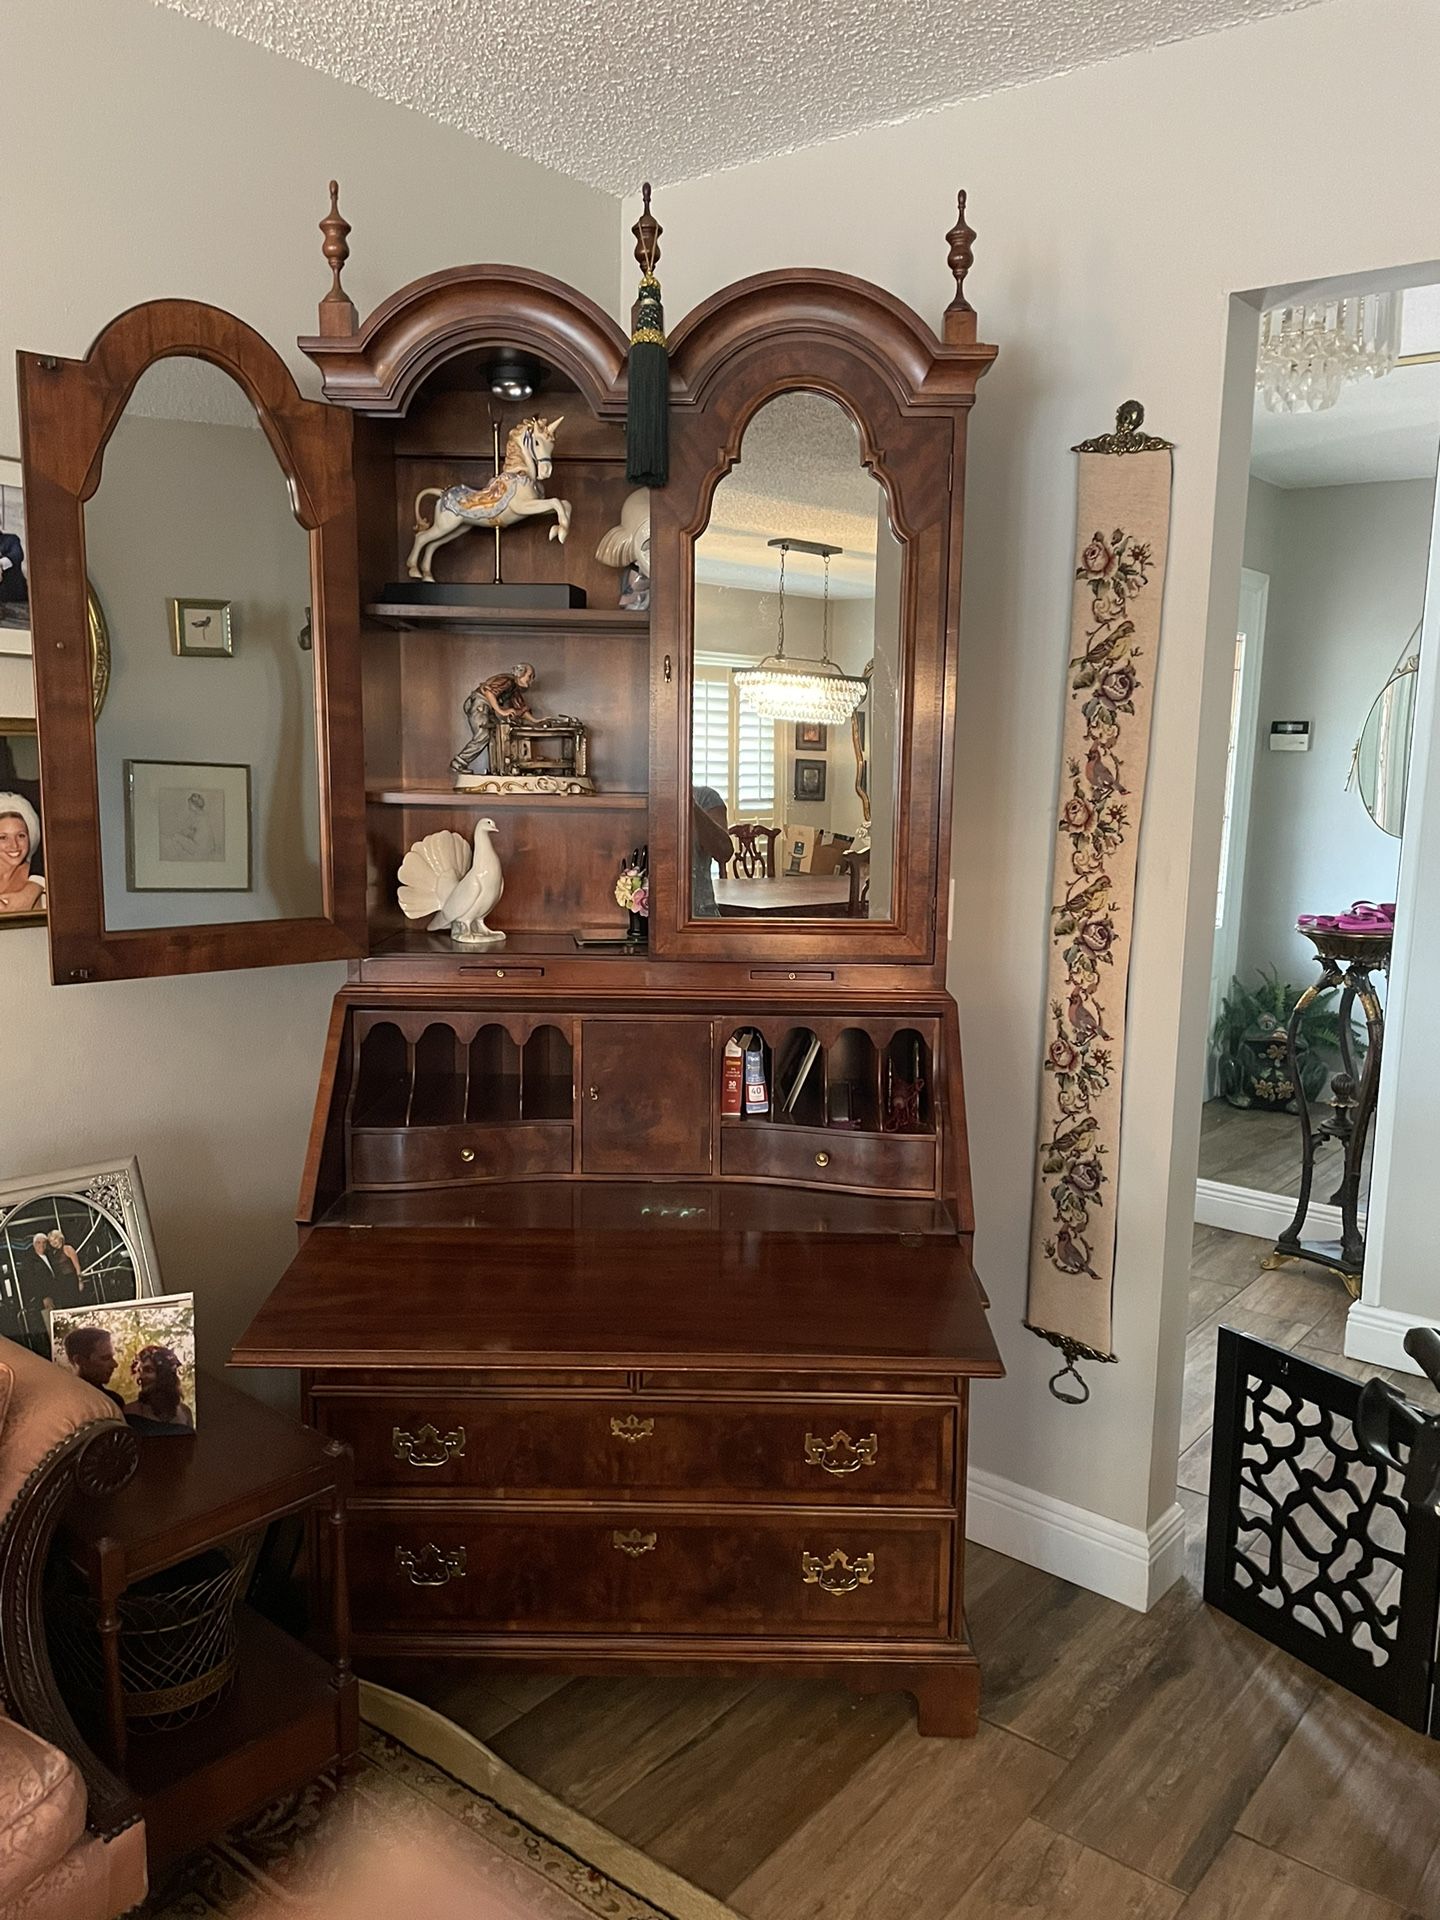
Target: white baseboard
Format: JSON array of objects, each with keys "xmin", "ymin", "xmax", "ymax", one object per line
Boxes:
[
  {"xmin": 1194, "ymin": 1177, "xmax": 1350, "ymax": 1244},
  {"xmin": 966, "ymin": 1467, "xmax": 1187, "ymax": 1612},
  {"xmin": 1344, "ymin": 1301, "xmax": 1436, "ymax": 1376}
]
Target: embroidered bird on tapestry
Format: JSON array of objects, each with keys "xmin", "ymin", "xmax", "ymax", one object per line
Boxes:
[{"xmin": 396, "ymin": 820, "xmax": 505, "ymax": 948}]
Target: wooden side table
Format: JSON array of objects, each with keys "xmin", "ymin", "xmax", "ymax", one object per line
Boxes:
[{"xmin": 57, "ymin": 1374, "xmax": 358, "ymax": 1872}]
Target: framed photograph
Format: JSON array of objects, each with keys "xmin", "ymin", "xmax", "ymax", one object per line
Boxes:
[
  {"xmin": 0, "ymin": 1158, "xmax": 159, "ymax": 1353},
  {"xmin": 0, "ymin": 719, "xmax": 44, "ymax": 927},
  {"xmin": 51, "ymin": 1293, "xmax": 196, "ymax": 1435},
  {"xmin": 794, "ymin": 757, "xmax": 827, "ymax": 803},
  {"xmin": 0, "ymin": 459, "xmax": 30, "ymax": 659},
  {"xmin": 794, "ymin": 721, "xmax": 828, "ymax": 751},
  {"xmin": 125, "ymin": 759, "xmax": 251, "ymax": 892},
  {"xmin": 170, "ymin": 598, "xmax": 234, "ymax": 657}
]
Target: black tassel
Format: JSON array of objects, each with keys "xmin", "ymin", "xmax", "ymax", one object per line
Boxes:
[{"xmin": 626, "ymin": 185, "xmax": 669, "ymax": 488}]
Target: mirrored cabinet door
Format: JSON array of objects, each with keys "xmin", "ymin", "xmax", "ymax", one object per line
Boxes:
[
  {"xmin": 690, "ymin": 391, "xmax": 903, "ymax": 926},
  {"xmin": 654, "ymin": 292, "xmax": 963, "ymax": 964},
  {"xmin": 19, "ymin": 302, "xmax": 366, "ymax": 982}
]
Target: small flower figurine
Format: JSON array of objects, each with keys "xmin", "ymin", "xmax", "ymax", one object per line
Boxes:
[{"xmin": 615, "ymin": 844, "xmax": 649, "ymax": 942}]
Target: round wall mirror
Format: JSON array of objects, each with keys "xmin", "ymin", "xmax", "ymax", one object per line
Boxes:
[{"xmin": 1353, "ymin": 636, "xmax": 1420, "ymax": 838}]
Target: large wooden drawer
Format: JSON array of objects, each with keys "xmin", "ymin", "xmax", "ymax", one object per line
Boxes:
[
  {"xmin": 316, "ymin": 1394, "xmax": 955, "ymax": 1507},
  {"xmin": 719, "ymin": 1123, "xmax": 936, "ymax": 1193},
  {"xmin": 349, "ymin": 1507, "xmax": 952, "ymax": 1638},
  {"xmin": 349, "ymin": 1121, "xmax": 572, "ymax": 1188}
]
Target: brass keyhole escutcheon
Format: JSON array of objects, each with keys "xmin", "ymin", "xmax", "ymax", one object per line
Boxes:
[
  {"xmin": 395, "ymin": 1543, "xmax": 467, "ymax": 1587},
  {"xmin": 588, "ymin": 1085, "xmax": 600, "ymax": 1102},
  {"xmin": 612, "ymin": 1529, "xmax": 658, "ymax": 1557},
  {"xmin": 815, "ymin": 1151, "xmax": 830, "ymax": 1168},
  {"xmin": 460, "ymin": 1147, "xmax": 476, "ymax": 1163},
  {"xmin": 804, "ymin": 1431, "xmax": 879, "ymax": 1476},
  {"xmin": 801, "ymin": 1549, "xmax": 875, "ymax": 1594}
]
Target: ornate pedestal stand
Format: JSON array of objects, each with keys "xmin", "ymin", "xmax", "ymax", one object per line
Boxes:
[{"xmin": 1265, "ymin": 926, "xmax": 1390, "ymax": 1299}]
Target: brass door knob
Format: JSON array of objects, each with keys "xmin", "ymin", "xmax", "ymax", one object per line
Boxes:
[{"xmin": 814, "ymin": 1151, "xmax": 830, "ymax": 1168}]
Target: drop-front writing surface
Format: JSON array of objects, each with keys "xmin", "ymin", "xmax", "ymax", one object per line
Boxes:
[
  {"xmin": 690, "ymin": 392, "xmax": 901, "ymax": 923},
  {"xmin": 83, "ymin": 357, "xmax": 322, "ymax": 930}
]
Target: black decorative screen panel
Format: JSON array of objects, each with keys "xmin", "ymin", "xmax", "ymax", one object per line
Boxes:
[{"xmin": 1205, "ymin": 1328, "xmax": 1440, "ymax": 1731}]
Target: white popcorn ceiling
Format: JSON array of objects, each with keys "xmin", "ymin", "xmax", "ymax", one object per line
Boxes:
[{"xmin": 150, "ymin": 0, "xmax": 1324, "ymax": 194}]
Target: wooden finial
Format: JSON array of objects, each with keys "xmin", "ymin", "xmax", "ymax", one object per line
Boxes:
[
  {"xmin": 944, "ymin": 189, "xmax": 977, "ymax": 344},
  {"xmin": 632, "ymin": 182, "xmax": 662, "ymax": 279},
  {"xmin": 318, "ymin": 179, "xmax": 357, "ymax": 338}
]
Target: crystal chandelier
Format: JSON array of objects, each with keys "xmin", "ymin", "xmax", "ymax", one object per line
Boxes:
[
  {"xmin": 733, "ymin": 539, "xmax": 869, "ymax": 725},
  {"xmin": 1256, "ymin": 294, "xmax": 1401, "ymax": 413}
]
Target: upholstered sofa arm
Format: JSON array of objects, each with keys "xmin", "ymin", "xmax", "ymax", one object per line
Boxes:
[{"xmin": 0, "ymin": 1339, "xmax": 140, "ymax": 1841}]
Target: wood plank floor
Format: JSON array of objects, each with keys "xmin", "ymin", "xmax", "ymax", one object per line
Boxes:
[
  {"xmin": 1198, "ymin": 1098, "xmax": 1374, "ymax": 1202},
  {"xmin": 414, "ymin": 1227, "xmax": 1440, "ymax": 1920}
]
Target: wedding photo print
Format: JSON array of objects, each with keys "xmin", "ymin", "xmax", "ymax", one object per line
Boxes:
[
  {"xmin": 0, "ymin": 459, "xmax": 29, "ymax": 655},
  {"xmin": 0, "ymin": 1159, "xmax": 159, "ymax": 1351},
  {"xmin": 51, "ymin": 1293, "xmax": 197, "ymax": 1434}
]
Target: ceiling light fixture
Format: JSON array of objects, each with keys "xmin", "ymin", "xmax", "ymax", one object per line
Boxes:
[
  {"xmin": 1256, "ymin": 293, "xmax": 1401, "ymax": 413},
  {"xmin": 734, "ymin": 539, "xmax": 869, "ymax": 726}
]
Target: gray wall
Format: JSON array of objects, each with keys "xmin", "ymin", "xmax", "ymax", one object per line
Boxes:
[
  {"xmin": 1235, "ymin": 479, "xmax": 1430, "ymax": 990},
  {"xmin": 0, "ymin": 0, "xmax": 617, "ymax": 1384},
  {"xmin": 86, "ymin": 410, "xmax": 320, "ymax": 929}
]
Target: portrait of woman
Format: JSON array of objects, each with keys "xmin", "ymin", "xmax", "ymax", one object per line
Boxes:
[
  {"xmin": 0, "ymin": 790, "xmax": 42, "ymax": 919},
  {"xmin": 127, "ymin": 1343, "xmax": 195, "ymax": 1434}
]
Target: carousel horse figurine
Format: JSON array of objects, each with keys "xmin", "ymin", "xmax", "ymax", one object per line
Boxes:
[{"xmin": 407, "ymin": 416, "xmax": 571, "ymax": 581}]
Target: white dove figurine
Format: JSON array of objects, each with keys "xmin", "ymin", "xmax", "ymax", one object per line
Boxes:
[{"xmin": 396, "ymin": 818, "xmax": 505, "ymax": 947}]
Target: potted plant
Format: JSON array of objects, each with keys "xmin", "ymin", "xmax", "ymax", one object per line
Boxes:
[{"xmin": 1209, "ymin": 967, "xmax": 1359, "ymax": 1112}]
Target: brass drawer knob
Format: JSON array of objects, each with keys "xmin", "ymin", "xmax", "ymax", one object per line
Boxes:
[
  {"xmin": 803, "ymin": 1430, "xmax": 878, "ymax": 1476},
  {"xmin": 612, "ymin": 1528, "xmax": 658, "ymax": 1557},
  {"xmin": 610, "ymin": 1414, "xmax": 655, "ymax": 1443},
  {"xmin": 395, "ymin": 1543, "xmax": 467, "ymax": 1587},
  {"xmin": 801, "ymin": 1549, "xmax": 875, "ymax": 1594},
  {"xmin": 814, "ymin": 1151, "xmax": 830, "ymax": 1168},
  {"xmin": 460, "ymin": 1147, "xmax": 476, "ymax": 1163},
  {"xmin": 392, "ymin": 1423, "xmax": 466, "ymax": 1468}
]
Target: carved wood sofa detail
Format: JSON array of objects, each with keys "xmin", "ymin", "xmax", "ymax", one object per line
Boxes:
[{"xmin": 0, "ymin": 1338, "xmax": 146, "ymax": 1920}]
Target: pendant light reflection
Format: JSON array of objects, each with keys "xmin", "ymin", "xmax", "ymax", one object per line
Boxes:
[{"xmin": 733, "ymin": 539, "xmax": 869, "ymax": 725}]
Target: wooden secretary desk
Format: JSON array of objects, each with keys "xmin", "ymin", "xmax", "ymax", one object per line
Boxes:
[{"xmin": 19, "ymin": 191, "xmax": 1001, "ymax": 1735}]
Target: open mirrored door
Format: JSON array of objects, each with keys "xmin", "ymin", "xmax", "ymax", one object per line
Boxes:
[{"xmin": 18, "ymin": 301, "xmax": 367, "ymax": 982}]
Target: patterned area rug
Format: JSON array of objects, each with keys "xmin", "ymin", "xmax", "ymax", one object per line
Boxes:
[{"xmin": 144, "ymin": 1681, "xmax": 737, "ymax": 1919}]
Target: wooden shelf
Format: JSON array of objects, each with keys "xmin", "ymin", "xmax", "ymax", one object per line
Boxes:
[
  {"xmin": 367, "ymin": 783, "xmax": 647, "ymax": 809},
  {"xmin": 124, "ymin": 1609, "xmax": 344, "ymax": 1868},
  {"xmin": 367, "ymin": 603, "xmax": 649, "ymax": 634}
]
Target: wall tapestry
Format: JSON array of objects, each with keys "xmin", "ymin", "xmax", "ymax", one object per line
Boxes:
[{"xmin": 1026, "ymin": 402, "xmax": 1174, "ymax": 1403}]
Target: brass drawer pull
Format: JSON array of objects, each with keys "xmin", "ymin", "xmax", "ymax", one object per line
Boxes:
[
  {"xmin": 804, "ymin": 1430, "xmax": 879, "ymax": 1476},
  {"xmin": 610, "ymin": 1415, "xmax": 655, "ymax": 1443},
  {"xmin": 802, "ymin": 1549, "xmax": 875, "ymax": 1594},
  {"xmin": 612, "ymin": 1529, "xmax": 658, "ymax": 1557},
  {"xmin": 395, "ymin": 1543, "xmax": 467, "ymax": 1587},
  {"xmin": 392, "ymin": 1423, "xmax": 466, "ymax": 1468}
]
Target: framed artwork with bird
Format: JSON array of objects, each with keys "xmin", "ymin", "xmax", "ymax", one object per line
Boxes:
[{"xmin": 169, "ymin": 598, "xmax": 234, "ymax": 657}]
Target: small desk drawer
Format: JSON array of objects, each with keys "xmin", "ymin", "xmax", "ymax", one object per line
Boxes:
[
  {"xmin": 349, "ymin": 1121, "xmax": 572, "ymax": 1188},
  {"xmin": 720, "ymin": 1123, "xmax": 936, "ymax": 1193},
  {"xmin": 351, "ymin": 1508, "xmax": 951, "ymax": 1638},
  {"xmin": 319, "ymin": 1395, "xmax": 955, "ymax": 1506}
]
